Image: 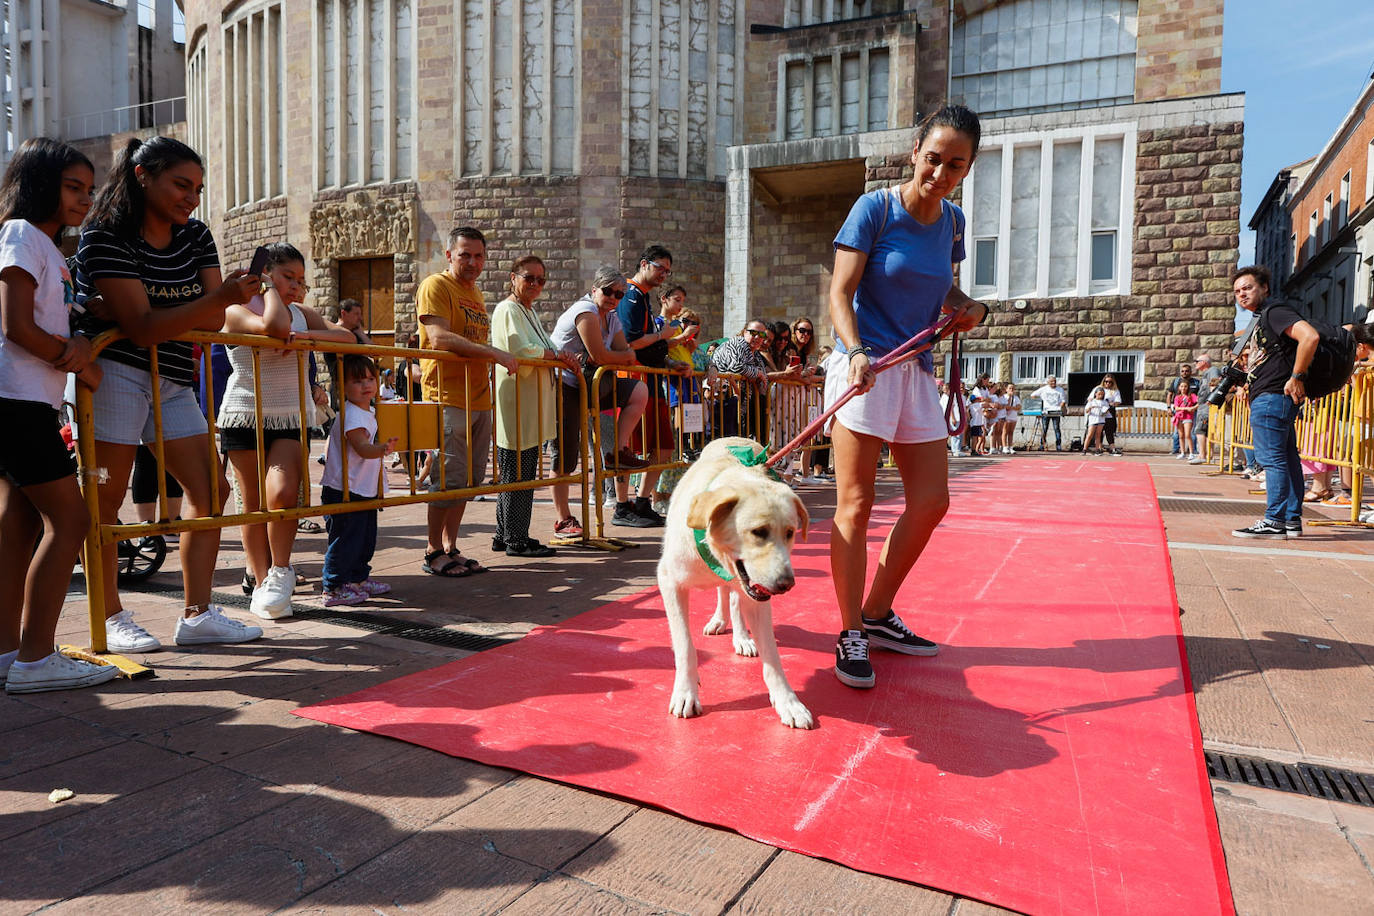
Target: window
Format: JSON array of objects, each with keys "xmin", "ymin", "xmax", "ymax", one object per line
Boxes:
[
  {"xmin": 1308, "ymin": 210, "xmax": 1318, "ymax": 260},
  {"xmin": 316, "ymin": 0, "xmax": 415, "ymax": 188},
  {"xmin": 1367, "ymin": 139, "xmax": 1374, "ymax": 202},
  {"xmin": 962, "ymin": 125, "xmax": 1134, "ymax": 299},
  {"xmin": 1085, "ymin": 350, "xmax": 1142, "ymax": 380},
  {"xmin": 186, "ymin": 40, "xmax": 211, "ymax": 219},
  {"xmin": 951, "ymin": 352, "xmax": 1001, "ymax": 381},
  {"xmin": 780, "ymin": 47, "xmax": 890, "ymax": 141},
  {"xmin": 1340, "ymin": 172, "xmax": 1351, "ymax": 229},
  {"xmin": 782, "ymin": 0, "xmax": 900, "ymax": 26},
  {"xmin": 950, "ymin": 0, "xmax": 1138, "ymax": 119},
  {"xmin": 1291, "ymin": 233, "xmax": 1297, "ymax": 273},
  {"xmin": 1012, "ymin": 351, "xmax": 1068, "ymax": 385},
  {"xmin": 1322, "ymin": 193, "xmax": 1332, "ymax": 247},
  {"xmin": 223, "ymin": 4, "xmax": 285, "ymax": 208},
  {"xmin": 624, "ymin": 0, "xmax": 739, "ymax": 179}
]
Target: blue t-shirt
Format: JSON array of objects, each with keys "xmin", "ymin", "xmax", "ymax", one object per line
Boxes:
[{"xmin": 832, "ymin": 189, "xmax": 965, "ymax": 368}]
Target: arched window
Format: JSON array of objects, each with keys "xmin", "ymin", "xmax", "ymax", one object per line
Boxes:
[{"xmin": 950, "ymin": 0, "xmax": 1138, "ymax": 119}]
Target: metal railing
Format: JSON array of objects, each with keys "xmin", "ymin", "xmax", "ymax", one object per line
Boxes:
[{"xmin": 59, "ymin": 96, "xmax": 187, "ymax": 142}]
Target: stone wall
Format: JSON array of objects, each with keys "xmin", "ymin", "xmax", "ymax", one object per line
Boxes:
[
  {"xmin": 749, "ymin": 190, "xmax": 857, "ymax": 340},
  {"xmin": 1134, "ymin": 0, "xmax": 1224, "ymax": 103},
  {"xmin": 220, "ymin": 198, "xmax": 289, "ymax": 275},
  {"xmin": 616, "ymin": 178, "xmax": 728, "ymax": 336}
]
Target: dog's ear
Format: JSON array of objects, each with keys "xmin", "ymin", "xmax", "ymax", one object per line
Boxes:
[
  {"xmin": 687, "ymin": 488, "xmax": 739, "ymax": 531},
  {"xmin": 791, "ymin": 492, "xmax": 809, "ymax": 542}
]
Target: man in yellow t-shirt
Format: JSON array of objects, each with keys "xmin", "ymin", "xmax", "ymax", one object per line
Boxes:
[{"xmin": 416, "ymin": 226, "xmax": 517, "ymax": 577}]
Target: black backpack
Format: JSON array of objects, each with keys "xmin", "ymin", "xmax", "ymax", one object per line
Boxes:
[{"xmin": 1259, "ymin": 304, "xmax": 1356, "ymax": 400}]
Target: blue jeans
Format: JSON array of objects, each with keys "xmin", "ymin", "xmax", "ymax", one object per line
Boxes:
[
  {"xmin": 322, "ymin": 485, "xmax": 378, "ymax": 590},
  {"xmin": 1248, "ymin": 393, "xmax": 1303, "ymax": 526},
  {"xmin": 1039, "ymin": 414, "xmax": 1062, "ymax": 447}
]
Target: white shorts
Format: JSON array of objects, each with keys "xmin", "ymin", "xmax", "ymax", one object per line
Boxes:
[{"xmin": 823, "ymin": 351, "xmax": 947, "ymax": 445}]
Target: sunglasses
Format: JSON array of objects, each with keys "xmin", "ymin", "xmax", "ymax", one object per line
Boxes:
[
  {"xmin": 601, "ymin": 287, "xmax": 626, "ymax": 300},
  {"xmin": 517, "ymin": 273, "xmax": 547, "ymax": 284},
  {"xmin": 745, "ymin": 328, "xmax": 767, "ymax": 338},
  {"xmin": 796, "ymin": 327, "xmax": 813, "ymax": 334},
  {"xmin": 647, "ymin": 260, "xmax": 672, "ymax": 275}
]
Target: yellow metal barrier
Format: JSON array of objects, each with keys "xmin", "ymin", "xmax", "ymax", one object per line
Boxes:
[
  {"xmin": 74, "ymin": 329, "xmax": 591, "ymax": 657},
  {"xmin": 1195, "ymin": 369, "xmax": 1374, "ymax": 524}
]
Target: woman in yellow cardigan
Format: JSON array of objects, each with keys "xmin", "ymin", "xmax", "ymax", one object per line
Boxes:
[{"xmin": 491, "ymin": 255, "xmax": 579, "ymax": 557}]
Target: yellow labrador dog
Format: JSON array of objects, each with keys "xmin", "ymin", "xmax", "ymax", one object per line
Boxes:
[{"xmin": 657, "ymin": 437, "xmax": 814, "ymax": 729}]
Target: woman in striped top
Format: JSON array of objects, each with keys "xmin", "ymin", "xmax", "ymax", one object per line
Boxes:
[{"xmin": 74, "ymin": 137, "xmax": 262, "ymax": 654}]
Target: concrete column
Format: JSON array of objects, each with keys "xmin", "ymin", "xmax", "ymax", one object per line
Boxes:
[{"xmin": 722, "ymin": 158, "xmax": 751, "ymax": 334}]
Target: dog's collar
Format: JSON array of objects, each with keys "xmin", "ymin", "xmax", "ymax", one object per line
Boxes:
[
  {"xmin": 694, "ymin": 528, "xmax": 735, "ymax": 581},
  {"xmin": 690, "ymin": 443, "xmax": 781, "ymax": 582}
]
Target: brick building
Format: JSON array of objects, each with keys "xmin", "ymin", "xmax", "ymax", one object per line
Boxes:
[
  {"xmin": 1279, "ymin": 77, "xmax": 1374, "ymax": 327},
  {"xmin": 177, "ymin": 0, "xmax": 1242, "ymax": 393},
  {"xmin": 1248, "ymin": 157, "xmax": 1313, "ymax": 298}
]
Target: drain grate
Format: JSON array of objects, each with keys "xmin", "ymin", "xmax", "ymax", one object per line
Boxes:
[
  {"xmin": 1158, "ymin": 498, "xmax": 1258, "ymax": 515},
  {"xmin": 291, "ymin": 607, "xmax": 517, "ymax": 652},
  {"xmin": 1206, "ymin": 750, "xmax": 1374, "ymax": 807}
]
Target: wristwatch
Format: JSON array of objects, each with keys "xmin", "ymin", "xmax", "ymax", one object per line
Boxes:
[{"xmin": 1291, "ymin": 371, "xmax": 1308, "ymax": 381}]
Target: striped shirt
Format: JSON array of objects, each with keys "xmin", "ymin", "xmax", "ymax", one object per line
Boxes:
[
  {"xmin": 74, "ymin": 219, "xmax": 221, "ymax": 387},
  {"xmin": 709, "ymin": 336, "xmax": 767, "ymax": 383}
]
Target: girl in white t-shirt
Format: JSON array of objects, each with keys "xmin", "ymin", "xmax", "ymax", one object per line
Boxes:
[
  {"xmin": 1084, "ymin": 386, "xmax": 1108, "ymax": 454},
  {"xmin": 320, "ymin": 355, "xmax": 397, "ymax": 606},
  {"xmin": 0, "ymin": 138, "xmax": 117, "ymax": 693},
  {"xmin": 989, "ymin": 383, "xmax": 1009, "ymax": 454},
  {"xmin": 1002, "ymin": 385, "xmax": 1021, "ymax": 454}
]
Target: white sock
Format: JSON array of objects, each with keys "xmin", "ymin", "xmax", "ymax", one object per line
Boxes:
[{"xmin": 10, "ymin": 651, "xmax": 56, "ymax": 671}]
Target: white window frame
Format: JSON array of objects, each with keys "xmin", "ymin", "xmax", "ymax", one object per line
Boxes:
[
  {"xmin": 222, "ymin": 1, "xmax": 286, "ymax": 209},
  {"xmin": 1309, "ymin": 210, "xmax": 1319, "ymax": 260},
  {"xmin": 1367, "ymin": 138, "xmax": 1374, "ymax": 202},
  {"xmin": 960, "ymin": 123, "xmax": 1136, "ymax": 300},
  {"xmin": 947, "ymin": 351, "xmax": 1003, "ymax": 383},
  {"xmin": 1322, "ymin": 193, "xmax": 1333, "ymax": 247},
  {"xmin": 1011, "ymin": 351, "xmax": 1071, "ymax": 386},
  {"xmin": 1084, "ymin": 349, "xmax": 1145, "ymax": 380}
]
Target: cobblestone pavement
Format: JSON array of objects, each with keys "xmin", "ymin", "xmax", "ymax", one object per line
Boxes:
[{"xmin": 1, "ymin": 449, "xmax": 1371, "ymax": 914}]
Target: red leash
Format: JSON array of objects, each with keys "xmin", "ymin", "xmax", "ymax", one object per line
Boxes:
[{"xmin": 765, "ymin": 315, "xmax": 965, "ymax": 468}]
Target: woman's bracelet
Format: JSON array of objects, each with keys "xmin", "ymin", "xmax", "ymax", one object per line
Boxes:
[{"xmin": 848, "ymin": 345, "xmax": 872, "ymax": 360}]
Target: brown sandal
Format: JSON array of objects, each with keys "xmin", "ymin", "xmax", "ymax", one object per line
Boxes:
[{"xmin": 1304, "ymin": 489, "xmax": 1334, "ymax": 502}]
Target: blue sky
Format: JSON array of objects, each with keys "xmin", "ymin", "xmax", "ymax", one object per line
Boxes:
[{"xmin": 1222, "ymin": 2, "xmax": 1374, "ymax": 262}]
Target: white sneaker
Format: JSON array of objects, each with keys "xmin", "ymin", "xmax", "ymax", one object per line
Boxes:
[
  {"xmin": 174, "ymin": 605, "xmax": 264, "ymax": 645},
  {"xmin": 5, "ymin": 652, "xmax": 119, "ymax": 694},
  {"xmin": 1188, "ymin": 455, "xmax": 1206, "ymax": 465},
  {"xmin": 105, "ymin": 611, "xmax": 163, "ymax": 653},
  {"xmin": 249, "ymin": 565, "xmax": 296, "ymax": 620}
]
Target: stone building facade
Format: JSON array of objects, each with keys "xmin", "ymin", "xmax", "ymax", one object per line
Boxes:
[{"xmin": 177, "ymin": 0, "xmax": 1241, "ymax": 394}]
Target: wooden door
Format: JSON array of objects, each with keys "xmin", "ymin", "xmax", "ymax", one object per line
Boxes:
[{"xmin": 338, "ymin": 257, "xmax": 396, "ymax": 351}]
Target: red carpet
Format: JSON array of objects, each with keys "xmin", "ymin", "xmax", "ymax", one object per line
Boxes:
[{"xmin": 297, "ymin": 461, "xmax": 1232, "ymax": 915}]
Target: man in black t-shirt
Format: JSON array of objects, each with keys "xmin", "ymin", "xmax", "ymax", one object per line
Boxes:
[{"xmin": 1231, "ymin": 265, "xmax": 1321, "ymax": 540}]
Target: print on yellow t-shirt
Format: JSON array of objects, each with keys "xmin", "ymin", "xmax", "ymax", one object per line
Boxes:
[{"xmin": 416, "ymin": 271, "xmax": 493, "ymax": 411}]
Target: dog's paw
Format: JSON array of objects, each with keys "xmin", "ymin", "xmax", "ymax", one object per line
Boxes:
[
  {"xmin": 702, "ymin": 613, "xmax": 728, "ymax": 636},
  {"xmin": 669, "ymin": 685, "xmax": 702, "ymax": 719},
  {"xmin": 772, "ymin": 693, "xmax": 815, "ymax": 729},
  {"xmin": 733, "ymin": 634, "xmax": 758, "ymax": 657}
]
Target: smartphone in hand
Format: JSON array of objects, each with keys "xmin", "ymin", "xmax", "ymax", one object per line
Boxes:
[
  {"xmin": 248, "ymin": 245, "xmax": 270, "ymax": 277},
  {"xmin": 788, "ymin": 354, "xmax": 802, "ymax": 369}
]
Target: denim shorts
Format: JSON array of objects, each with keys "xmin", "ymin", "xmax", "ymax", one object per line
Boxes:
[{"xmin": 91, "ymin": 358, "xmax": 208, "ymax": 446}]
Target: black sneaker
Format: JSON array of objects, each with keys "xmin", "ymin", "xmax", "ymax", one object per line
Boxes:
[
  {"xmin": 1285, "ymin": 521, "xmax": 1303, "ymax": 539},
  {"xmin": 491, "ymin": 535, "xmax": 506, "ymax": 552},
  {"xmin": 834, "ymin": 630, "xmax": 875, "ymax": 688},
  {"xmin": 632, "ymin": 496, "xmax": 666, "ymax": 527},
  {"xmin": 611, "ymin": 501, "xmax": 656, "ymax": 528},
  {"xmin": 1232, "ymin": 519, "xmax": 1285, "ymax": 539},
  {"xmin": 862, "ymin": 610, "xmax": 939, "ymax": 656}
]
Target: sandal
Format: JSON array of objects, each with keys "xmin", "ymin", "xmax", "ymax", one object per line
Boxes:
[
  {"xmin": 505, "ymin": 538, "xmax": 556, "ymax": 558},
  {"xmin": 1322, "ymin": 493, "xmax": 1354, "ymax": 507},
  {"xmin": 297, "ymin": 518, "xmax": 324, "ymax": 533},
  {"xmin": 422, "ymin": 548, "xmax": 473, "ymax": 578},
  {"xmin": 447, "ymin": 548, "xmax": 489, "ymax": 574},
  {"xmin": 1304, "ymin": 489, "xmax": 1333, "ymax": 502}
]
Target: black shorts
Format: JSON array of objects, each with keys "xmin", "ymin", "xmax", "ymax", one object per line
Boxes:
[
  {"xmin": 550, "ymin": 378, "xmax": 640, "ymax": 474},
  {"xmin": 219, "ymin": 425, "xmax": 302, "ymax": 454},
  {"xmin": 968, "ymin": 424, "xmax": 985, "ymax": 437},
  {"xmin": 0, "ymin": 398, "xmax": 76, "ymax": 487}
]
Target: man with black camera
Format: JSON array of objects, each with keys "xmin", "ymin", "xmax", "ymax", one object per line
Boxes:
[{"xmin": 1229, "ymin": 265, "xmax": 1320, "ymax": 539}]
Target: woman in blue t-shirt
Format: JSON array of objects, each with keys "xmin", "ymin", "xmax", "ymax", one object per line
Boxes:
[{"xmin": 826, "ymin": 104, "xmax": 991, "ymax": 690}]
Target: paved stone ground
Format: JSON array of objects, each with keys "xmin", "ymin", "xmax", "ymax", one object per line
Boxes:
[{"xmin": 1, "ymin": 447, "xmax": 1371, "ymax": 914}]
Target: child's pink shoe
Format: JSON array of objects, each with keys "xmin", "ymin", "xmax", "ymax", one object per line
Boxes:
[
  {"xmin": 355, "ymin": 579, "xmax": 391, "ymax": 597},
  {"xmin": 323, "ymin": 584, "xmax": 368, "ymax": 607}
]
